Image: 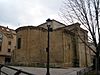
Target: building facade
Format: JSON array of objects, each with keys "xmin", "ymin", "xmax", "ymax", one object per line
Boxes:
[
  {"xmin": 12, "ymin": 20, "xmax": 92, "ymax": 68},
  {"xmin": 0, "ymin": 26, "xmax": 16, "ymax": 64}
]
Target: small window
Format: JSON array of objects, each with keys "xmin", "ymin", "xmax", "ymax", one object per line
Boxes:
[
  {"xmin": 17, "ymin": 38, "xmax": 21, "ymax": 49},
  {"xmin": 8, "ymin": 41, "xmax": 11, "ymax": 45},
  {"xmin": 8, "ymin": 49, "xmax": 11, "ymax": 52},
  {"xmin": 0, "ymin": 46, "xmax": 1, "ymax": 51},
  {"xmin": 68, "ymin": 44, "xmax": 70, "ymax": 49}
]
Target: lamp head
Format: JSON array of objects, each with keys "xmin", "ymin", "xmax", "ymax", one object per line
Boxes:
[{"xmin": 46, "ymin": 18, "xmax": 52, "ymax": 26}]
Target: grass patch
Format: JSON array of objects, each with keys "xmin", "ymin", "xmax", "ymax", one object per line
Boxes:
[
  {"xmin": 86, "ymin": 72, "xmax": 96, "ymax": 75},
  {"xmin": 84, "ymin": 71, "xmax": 96, "ymax": 75}
]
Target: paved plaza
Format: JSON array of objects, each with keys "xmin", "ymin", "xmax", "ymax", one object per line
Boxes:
[{"xmin": 1, "ymin": 66, "xmax": 83, "ymax": 75}]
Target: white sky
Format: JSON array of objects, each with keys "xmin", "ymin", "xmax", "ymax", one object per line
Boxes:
[{"xmin": 0, "ymin": 0, "xmax": 63, "ymax": 29}]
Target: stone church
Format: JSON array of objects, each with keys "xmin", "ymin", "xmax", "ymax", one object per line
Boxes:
[{"xmin": 12, "ymin": 19, "xmax": 92, "ymax": 68}]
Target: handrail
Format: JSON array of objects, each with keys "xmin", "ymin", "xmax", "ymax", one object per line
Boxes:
[
  {"xmin": 0, "ymin": 64, "xmax": 35, "ymax": 75},
  {"xmin": 77, "ymin": 67, "xmax": 92, "ymax": 75}
]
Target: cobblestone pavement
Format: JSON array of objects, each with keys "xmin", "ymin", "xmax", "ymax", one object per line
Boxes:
[{"xmin": 1, "ymin": 66, "xmax": 83, "ymax": 75}]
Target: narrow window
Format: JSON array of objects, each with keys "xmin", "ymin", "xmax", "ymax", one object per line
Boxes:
[
  {"xmin": 8, "ymin": 41, "xmax": 11, "ymax": 45},
  {"xmin": 17, "ymin": 38, "xmax": 21, "ymax": 49},
  {"xmin": 68, "ymin": 44, "xmax": 70, "ymax": 50},
  {"xmin": 0, "ymin": 46, "xmax": 1, "ymax": 51}
]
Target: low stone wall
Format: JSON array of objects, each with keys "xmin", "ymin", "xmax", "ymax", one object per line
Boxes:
[{"xmin": 11, "ymin": 62, "xmax": 68, "ymax": 68}]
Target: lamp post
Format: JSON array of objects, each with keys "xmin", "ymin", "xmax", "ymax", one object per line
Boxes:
[{"xmin": 46, "ymin": 18, "xmax": 52, "ymax": 75}]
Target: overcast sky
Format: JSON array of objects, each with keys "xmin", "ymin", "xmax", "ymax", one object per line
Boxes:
[{"xmin": 0, "ymin": 0, "xmax": 63, "ymax": 29}]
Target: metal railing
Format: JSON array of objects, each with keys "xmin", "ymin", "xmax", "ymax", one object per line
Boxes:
[
  {"xmin": 77, "ymin": 67, "xmax": 92, "ymax": 75},
  {"xmin": 0, "ymin": 64, "xmax": 34, "ymax": 75}
]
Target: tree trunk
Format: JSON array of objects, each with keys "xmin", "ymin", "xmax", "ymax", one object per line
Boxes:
[
  {"xmin": 96, "ymin": 55, "xmax": 99, "ymax": 75},
  {"xmin": 96, "ymin": 47, "xmax": 99, "ymax": 75}
]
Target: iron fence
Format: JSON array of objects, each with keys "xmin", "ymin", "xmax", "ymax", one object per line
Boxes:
[
  {"xmin": 0, "ymin": 64, "xmax": 34, "ymax": 75},
  {"xmin": 77, "ymin": 67, "xmax": 92, "ymax": 75}
]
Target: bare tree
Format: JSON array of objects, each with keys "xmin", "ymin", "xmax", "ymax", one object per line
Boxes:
[{"xmin": 60, "ymin": 0, "xmax": 100, "ymax": 74}]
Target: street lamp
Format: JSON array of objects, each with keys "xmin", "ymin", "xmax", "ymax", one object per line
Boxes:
[{"xmin": 46, "ymin": 18, "xmax": 52, "ymax": 75}]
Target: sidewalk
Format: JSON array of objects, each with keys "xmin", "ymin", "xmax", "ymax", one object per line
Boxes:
[{"xmin": 10, "ymin": 66, "xmax": 83, "ymax": 75}]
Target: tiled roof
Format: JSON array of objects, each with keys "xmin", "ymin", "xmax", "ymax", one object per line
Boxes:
[{"xmin": 0, "ymin": 25, "xmax": 16, "ymax": 38}]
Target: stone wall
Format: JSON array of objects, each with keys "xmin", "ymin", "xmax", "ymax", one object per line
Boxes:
[{"xmin": 13, "ymin": 26, "xmax": 75, "ymax": 68}]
